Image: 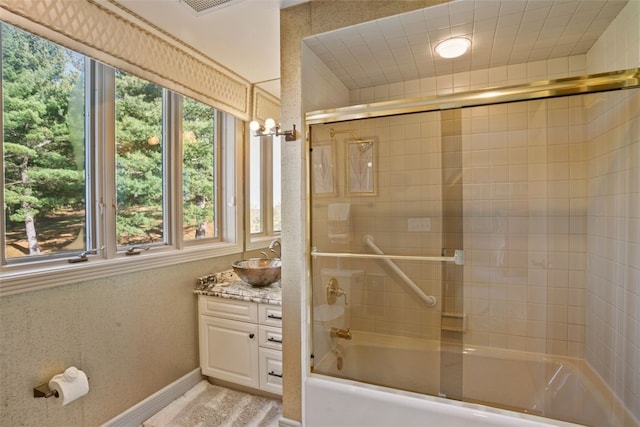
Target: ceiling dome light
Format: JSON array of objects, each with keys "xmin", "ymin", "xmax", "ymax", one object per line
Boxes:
[{"xmin": 435, "ymin": 37, "xmax": 471, "ymax": 59}]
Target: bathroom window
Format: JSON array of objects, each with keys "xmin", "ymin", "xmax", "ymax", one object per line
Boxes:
[
  {"xmin": 182, "ymin": 96, "xmax": 219, "ymax": 242},
  {"xmin": 1, "ymin": 22, "xmax": 88, "ymax": 260},
  {"xmin": 246, "ymin": 132, "xmax": 281, "ymax": 250},
  {"xmin": 0, "ymin": 22, "xmax": 242, "ymax": 293},
  {"xmin": 115, "ymin": 71, "xmax": 166, "ymax": 248}
]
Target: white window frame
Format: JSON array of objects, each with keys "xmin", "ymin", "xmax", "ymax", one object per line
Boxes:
[{"xmin": 0, "ymin": 33, "xmax": 243, "ymax": 296}]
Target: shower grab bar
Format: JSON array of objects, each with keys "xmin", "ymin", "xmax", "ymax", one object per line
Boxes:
[
  {"xmin": 363, "ymin": 235, "xmax": 436, "ymax": 307},
  {"xmin": 311, "ymin": 236, "xmax": 465, "ymax": 307},
  {"xmin": 311, "ymin": 247, "xmax": 464, "ymax": 265}
]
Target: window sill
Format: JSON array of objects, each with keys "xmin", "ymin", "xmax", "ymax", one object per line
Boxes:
[{"xmin": 0, "ymin": 243, "xmax": 242, "ymax": 297}]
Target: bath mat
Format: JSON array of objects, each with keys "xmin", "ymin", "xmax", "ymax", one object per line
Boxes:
[{"xmin": 142, "ymin": 381, "xmax": 282, "ymax": 427}]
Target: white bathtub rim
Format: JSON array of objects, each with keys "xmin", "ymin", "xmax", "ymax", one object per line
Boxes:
[
  {"xmin": 311, "ymin": 329, "xmax": 639, "ymax": 426},
  {"xmin": 305, "ymin": 374, "xmax": 581, "ymax": 427},
  {"xmin": 324, "ymin": 329, "xmax": 578, "ymax": 365}
]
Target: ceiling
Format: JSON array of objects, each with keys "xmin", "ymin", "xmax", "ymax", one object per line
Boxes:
[
  {"xmin": 304, "ymin": 0, "xmax": 628, "ymax": 90},
  {"xmin": 113, "ymin": 0, "xmax": 628, "ymax": 98}
]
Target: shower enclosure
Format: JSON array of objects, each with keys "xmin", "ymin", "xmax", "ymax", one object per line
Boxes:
[{"xmin": 306, "ymin": 70, "xmax": 639, "ymax": 426}]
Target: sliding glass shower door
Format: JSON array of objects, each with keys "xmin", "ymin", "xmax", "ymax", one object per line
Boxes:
[
  {"xmin": 308, "ymin": 110, "xmax": 463, "ymax": 399},
  {"xmin": 307, "ymin": 78, "xmax": 640, "ymax": 426}
]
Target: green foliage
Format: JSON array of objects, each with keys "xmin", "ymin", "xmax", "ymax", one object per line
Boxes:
[
  {"xmin": 28, "ymin": 168, "xmax": 84, "ymax": 208},
  {"xmin": 3, "ymin": 24, "xmax": 219, "ymax": 252},
  {"xmin": 116, "ymin": 151, "xmax": 163, "ymax": 205},
  {"xmin": 182, "ymin": 97, "xmax": 215, "ymax": 238},
  {"xmin": 2, "ymin": 23, "xmax": 85, "ymax": 254},
  {"xmin": 115, "ymin": 71, "xmax": 162, "ymax": 153},
  {"xmin": 114, "ymin": 72, "xmax": 164, "ymax": 245}
]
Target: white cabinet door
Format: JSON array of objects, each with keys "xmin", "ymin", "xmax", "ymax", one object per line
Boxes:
[{"xmin": 199, "ymin": 315, "xmax": 259, "ymax": 389}]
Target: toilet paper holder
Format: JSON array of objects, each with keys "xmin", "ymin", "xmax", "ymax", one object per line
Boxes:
[
  {"xmin": 33, "ymin": 383, "xmax": 59, "ymax": 399},
  {"xmin": 33, "ymin": 368, "xmax": 89, "ymax": 399}
]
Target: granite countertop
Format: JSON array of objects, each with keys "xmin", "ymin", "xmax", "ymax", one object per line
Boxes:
[{"xmin": 194, "ymin": 270, "xmax": 281, "ymax": 305}]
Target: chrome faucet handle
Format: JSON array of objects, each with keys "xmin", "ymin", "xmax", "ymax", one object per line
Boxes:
[{"xmin": 268, "ymin": 239, "xmax": 281, "ymax": 258}]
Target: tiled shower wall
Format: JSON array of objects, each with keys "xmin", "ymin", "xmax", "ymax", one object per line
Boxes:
[
  {"xmin": 584, "ymin": 0, "xmax": 639, "ymax": 419},
  {"xmin": 310, "ymin": 112, "xmax": 444, "ymax": 340},
  {"xmin": 585, "ymin": 88, "xmax": 639, "ymax": 418},
  {"xmin": 311, "ymin": 94, "xmax": 592, "ymax": 358},
  {"xmin": 461, "ymin": 96, "xmax": 588, "ymax": 356},
  {"xmin": 310, "ymin": 54, "xmax": 594, "ymax": 348}
]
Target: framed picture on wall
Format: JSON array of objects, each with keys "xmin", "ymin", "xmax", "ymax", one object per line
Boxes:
[
  {"xmin": 311, "ymin": 143, "xmax": 336, "ymax": 196},
  {"xmin": 346, "ymin": 139, "xmax": 376, "ymax": 195}
]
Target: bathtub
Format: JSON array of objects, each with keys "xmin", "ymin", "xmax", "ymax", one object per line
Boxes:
[{"xmin": 306, "ymin": 331, "xmax": 637, "ymax": 427}]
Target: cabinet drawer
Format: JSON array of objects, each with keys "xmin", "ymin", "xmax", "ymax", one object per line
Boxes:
[
  {"xmin": 258, "ymin": 304, "xmax": 282, "ymax": 327},
  {"xmin": 258, "ymin": 325, "xmax": 282, "ymax": 351},
  {"xmin": 199, "ymin": 296, "xmax": 258, "ymax": 323},
  {"xmin": 259, "ymin": 348, "xmax": 282, "ymax": 395}
]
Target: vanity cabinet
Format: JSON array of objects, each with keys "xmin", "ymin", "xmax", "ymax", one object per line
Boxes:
[{"xmin": 198, "ymin": 295, "xmax": 282, "ymax": 395}]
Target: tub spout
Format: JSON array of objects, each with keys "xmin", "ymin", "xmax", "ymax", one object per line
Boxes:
[{"xmin": 330, "ymin": 327, "xmax": 352, "ymax": 340}]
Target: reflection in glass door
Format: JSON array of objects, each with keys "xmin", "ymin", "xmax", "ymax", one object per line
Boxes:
[{"xmin": 309, "ymin": 110, "xmax": 461, "ymax": 399}]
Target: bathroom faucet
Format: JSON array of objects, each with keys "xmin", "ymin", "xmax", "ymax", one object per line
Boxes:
[
  {"xmin": 330, "ymin": 327, "xmax": 352, "ymax": 340},
  {"xmin": 326, "ymin": 277, "xmax": 348, "ymax": 305},
  {"xmin": 268, "ymin": 239, "xmax": 281, "ymax": 258}
]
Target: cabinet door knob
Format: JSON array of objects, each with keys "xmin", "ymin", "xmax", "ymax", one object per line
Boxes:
[{"xmin": 249, "ymin": 333, "xmax": 255, "ymax": 339}]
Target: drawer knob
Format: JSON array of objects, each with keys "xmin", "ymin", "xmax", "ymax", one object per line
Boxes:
[
  {"xmin": 249, "ymin": 333, "xmax": 255, "ymax": 339},
  {"xmin": 268, "ymin": 337, "xmax": 283, "ymax": 343},
  {"xmin": 268, "ymin": 371, "xmax": 283, "ymax": 378},
  {"xmin": 267, "ymin": 314, "xmax": 282, "ymax": 320}
]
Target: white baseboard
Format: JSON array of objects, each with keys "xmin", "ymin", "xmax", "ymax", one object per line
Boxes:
[
  {"xmin": 279, "ymin": 416, "xmax": 302, "ymax": 427},
  {"xmin": 102, "ymin": 368, "xmax": 203, "ymax": 427}
]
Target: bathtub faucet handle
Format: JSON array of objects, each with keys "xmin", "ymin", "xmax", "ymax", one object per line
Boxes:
[{"xmin": 326, "ymin": 277, "xmax": 348, "ymax": 305}]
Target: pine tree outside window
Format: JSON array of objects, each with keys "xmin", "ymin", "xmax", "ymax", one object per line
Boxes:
[
  {"xmin": 115, "ymin": 71, "xmax": 165, "ymax": 248},
  {"xmin": 1, "ymin": 23, "xmax": 242, "ymax": 294},
  {"xmin": 182, "ymin": 96, "xmax": 218, "ymax": 242},
  {"xmin": 2, "ymin": 23, "xmax": 87, "ymax": 260}
]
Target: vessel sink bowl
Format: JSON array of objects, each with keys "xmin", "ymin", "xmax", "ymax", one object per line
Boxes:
[{"xmin": 232, "ymin": 258, "xmax": 281, "ymax": 287}]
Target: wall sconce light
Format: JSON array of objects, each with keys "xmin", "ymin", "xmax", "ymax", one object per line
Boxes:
[{"xmin": 250, "ymin": 118, "xmax": 297, "ymax": 141}]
